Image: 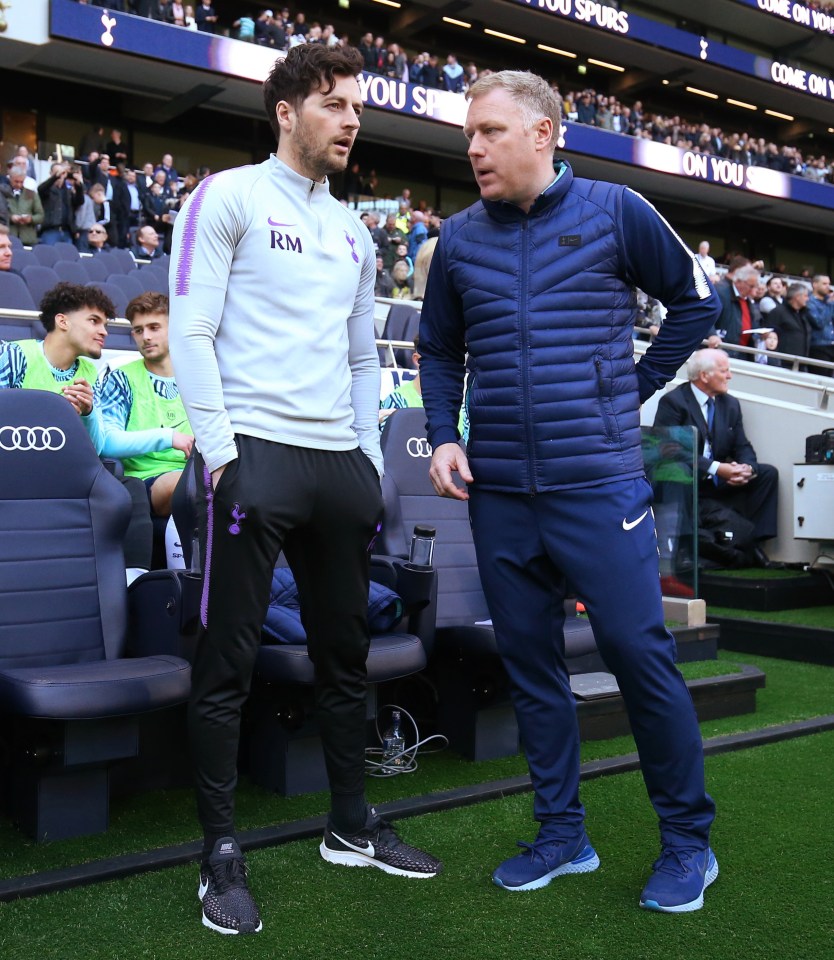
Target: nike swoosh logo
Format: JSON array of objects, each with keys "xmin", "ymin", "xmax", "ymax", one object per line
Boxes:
[
  {"xmin": 267, "ymin": 218, "xmax": 296, "ymax": 226},
  {"xmin": 198, "ymin": 877, "xmax": 209, "ymax": 900},
  {"xmin": 622, "ymin": 510, "xmax": 649, "ymax": 531},
  {"xmin": 329, "ymin": 831, "xmax": 375, "ymax": 858}
]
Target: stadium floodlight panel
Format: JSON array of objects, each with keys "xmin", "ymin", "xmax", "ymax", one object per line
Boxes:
[
  {"xmin": 484, "ymin": 28, "xmax": 526, "ymax": 44},
  {"xmin": 371, "ymin": 0, "xmax": 401, "ymax": 7},
  {"xmin": 442, "ymin": 17, "xmax": 472, "ymax": 28},
  {"xmin": 727, "ymin": 98, "xmax": 757, "ymax": 111},
  {"xmin": 537, "ymin": 44, "xmax": 577, "ymax": 59},
  {"xmin": 686, "ymin": 86, "xmax": 719, "ymax": 100},
  {"xmin": 587, "ymin": 58, "xmax": 625, "ymax": 72},
  {"xmin": 765, "ymin": 109, "xmax": 794, "ymax": 121}
]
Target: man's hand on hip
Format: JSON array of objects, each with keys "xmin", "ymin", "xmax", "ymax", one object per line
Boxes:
[{"xmin": 429, "ymin": 442, "xmax": 473, "ymax": 500}]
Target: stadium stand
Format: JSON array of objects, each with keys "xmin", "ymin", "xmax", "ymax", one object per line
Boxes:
[
  {"xmin": 378, "ymin": 302, "xmax": 421, "ymax": 370},
  {"xmin": 85, "ymin": 281, "xmax": 128, "ymax": 319},
  {"xmin": 20, "ymin": 265, "xmax": 60, "ymax": 308},
  {"xmin": 52, "ymin": 259, "xmax": 90, "ymax": 285},
  {"xmin": 51, "ymin": 242, "xmax": 80, "ymax": 263},
  {"xmin": 107, "ymin": 271, "xmax": 146, "ymax": 303},
  {"xmin": 79, "ymin": 257, "xmax": 110, "ymax": 283},
  {"xmin": 0, "ymin": 271, "xmax": 37, "ymax": 312},
  {"xmin": 30, "ymin": 245, "xmax": 62, "ymax": 269}
]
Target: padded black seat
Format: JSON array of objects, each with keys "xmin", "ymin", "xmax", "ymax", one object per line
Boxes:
[
  {"xmin": 86, "ymin": 280, "xmax": 128, "ymax": 317},
  {"xmin": 21, "ymin": 264, "xmax": 60, "ymax": 308},
  {"xmin": 257, "ymin": 632, "xmax": 426, "ymax": 687},
  {"xmin": 0, "ymin": 655, "xmax": 190, "ymax": 720},
  {"xmin": 0, "ymin": 271, "xmax": 37, "ymax": 311},
  {"xmin": 378, "ymin": 302, "xmax": 420, "ymax": 368},
  {"xmin": 377, "ymin": 407, "xmax": 603, "ymax": 759},
  {"xmin": 0, "ymin": 389, "xmax": 192, "ymax": 839},
  {"xmin": 172, "ymin": 459, "xmax": 434, "ymax": 795}
]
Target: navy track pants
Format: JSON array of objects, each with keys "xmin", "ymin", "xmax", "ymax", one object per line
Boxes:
[{"xmin": 469, "ymin": 476, "xmax": 715, "ymax": 849}]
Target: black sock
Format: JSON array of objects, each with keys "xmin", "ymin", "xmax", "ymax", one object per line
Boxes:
[{"xmin": 329, "ymin": 794, "xmax": 369, "ymax": 835}]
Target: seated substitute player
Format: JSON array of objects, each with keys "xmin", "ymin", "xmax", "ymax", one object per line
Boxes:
[
  {"xmin": 100, "ymin": 293, "xmax": 194, "ymax": 518},
  {"xmin": 0, "ymin": 282, "xmax": 111, "ymax": 451},
  {"xmin": 0, "ymin": 282, "xmax": 153, "ymax": 581}
]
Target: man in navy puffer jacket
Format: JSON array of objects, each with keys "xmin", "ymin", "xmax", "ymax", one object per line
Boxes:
[{"xmin": 419, "ymin": 71, "xmax": 722, "ymax": 914}]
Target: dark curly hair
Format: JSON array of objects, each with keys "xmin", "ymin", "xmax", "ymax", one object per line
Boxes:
[
  {"xmin": 39, "ymin": 282, "xmax": 117, "ymax": 331},
  {"xmin": 263, "ymin": 44, "xmax": 363, "ymax": 144}
]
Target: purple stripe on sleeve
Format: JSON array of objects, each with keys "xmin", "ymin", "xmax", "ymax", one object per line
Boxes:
[{"xmin": 174, "ymin": 173, "xmax": 219, "ymax": 297}]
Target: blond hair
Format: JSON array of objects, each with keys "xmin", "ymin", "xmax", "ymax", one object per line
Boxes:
[{"xmin": 467, "ymin": 70, "xmax": 561, "ymax": 152}]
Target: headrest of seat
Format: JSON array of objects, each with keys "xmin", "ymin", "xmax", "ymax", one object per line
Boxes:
[
  {"xmin": 379, "ymin": 408, "xmax": 434, "ymax": 496},
  {"xmin": 0, "ymin": 389, "xmax": 105, "ymax": 500},
  {"xmin": 380, "ymin": 407, "xmax": 466, "ymax": 497}
]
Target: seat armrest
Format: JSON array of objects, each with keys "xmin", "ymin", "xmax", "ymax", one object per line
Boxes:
[
  {"xmin": 126, "ymin": 570, "xmax": 201, "ymax": 662},
  {"xmin": 370, "ymin": 555, "xmax": 437, "ymax": 656},
  {"xmin": 100, "ymin": 457, "xmax": 124, "ymax": 478}
]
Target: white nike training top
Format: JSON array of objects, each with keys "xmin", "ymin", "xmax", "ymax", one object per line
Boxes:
[{"xmin": 168, "ymin": 154, "xmax": 382, "ymax": 475}]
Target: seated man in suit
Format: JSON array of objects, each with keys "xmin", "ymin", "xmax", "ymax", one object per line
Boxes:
[
  {"xmin": 131, "ymin": 224, "xmax": 164, "ymax": 261},
  {"xmin": 654, "ymin": 348, "xmax": 780, "ymax": 567}
]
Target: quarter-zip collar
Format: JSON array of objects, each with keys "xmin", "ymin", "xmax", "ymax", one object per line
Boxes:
[
  {"xmin": 268, "ymin": 153, "xmax": 331, "ymax": 199},
  {"xmin": 482, "ymin": 159, "xmax": 573, "ymax": 223}
]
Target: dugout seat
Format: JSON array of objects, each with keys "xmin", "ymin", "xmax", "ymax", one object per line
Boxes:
[
  {"xmin": 0, "ymin": 271, "xmax": 37, "ymax": 312},
  {"xmin": 0, "ymin": 389, "xmax": 194, "ymax": 840},
  {"xmin": 376, "ymin": 407, "xmax": 603, "ymax": 760},
  {"xmin": 21, "ymin": 265, "xmax": 60, "ymax": 309},
  {"xmin": 378, "ymin": 302, "xmax": 420, "ymax": 369},
  {"xmin": 172, "ymin": 457, "xmax": 436, "ymax": 796}
]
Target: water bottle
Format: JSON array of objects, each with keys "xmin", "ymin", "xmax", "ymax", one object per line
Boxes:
[
  {"xmin": 381, "ymin": 709, "xmax": 406, "ymax": 767},
  {"xmin": 409, "ymin": 524, "xmax": 436, "ymax": 569}
]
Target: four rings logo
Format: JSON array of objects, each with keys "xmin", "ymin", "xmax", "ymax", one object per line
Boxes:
[
  {"xmin": 0, "ymin": 426, "xmax": 67, "ymax": 452},
  {"xmin": 406, "ymin": 437, "xmax": 432, "ymax": 458}
]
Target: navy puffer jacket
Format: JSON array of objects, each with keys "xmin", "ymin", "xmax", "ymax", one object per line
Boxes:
[{"xmin": 419, "ymin": 161, "xmax": 721, "ymax": 493}]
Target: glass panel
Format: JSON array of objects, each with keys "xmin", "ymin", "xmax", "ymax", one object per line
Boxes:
[{"xmin": 641, "ymin": 424, "xmax": 699, "ymax": 601}]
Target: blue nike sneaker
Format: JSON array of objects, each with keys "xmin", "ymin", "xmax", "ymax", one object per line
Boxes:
[
  {"xmin": 492, "ymin": 832, "xmax": 600, "ymax": 892},
  {"xmin": 639, "ymin": 847, "xmax": 719, "ymax": 913}
]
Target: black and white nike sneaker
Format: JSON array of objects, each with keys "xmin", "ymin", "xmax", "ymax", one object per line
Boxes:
[
  {"xmin": 198, "ymin": 837, "xmax": 263, "ymax": 935},
  {"xmin": 320, "ymin": 810, "xmax": 442, "ymax": 878}
]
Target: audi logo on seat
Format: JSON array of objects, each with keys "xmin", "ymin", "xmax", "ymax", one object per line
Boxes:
[
  {"xmin": 0, "ymin": 426, "xmax": 67, "ymax": 452},
  {"xmin": 406, "ymin": 437, "xmax": 432, "ymax": 458}
]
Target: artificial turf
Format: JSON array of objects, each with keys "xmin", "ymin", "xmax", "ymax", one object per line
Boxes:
[
  {"xmin": 709, "ymin": 605, "xmax": 834, "ymax": 628},
  {"xmin": 1, "ymin": 652, "xmax": 832, "ymax": 882},
  {"xmin": 1, "ymin": 730, "xmax": 832, "ymax": 960}
]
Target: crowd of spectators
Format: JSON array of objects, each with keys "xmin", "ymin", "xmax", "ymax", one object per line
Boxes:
[
  {"xmin": 75, "ymin": 1, "xmax": 834, "ymax": 187},
  {"xmin": 0, "ymin": 131, "xmax": 211, "ymax": 253}
]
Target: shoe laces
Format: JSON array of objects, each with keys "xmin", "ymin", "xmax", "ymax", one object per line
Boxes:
[
  {"xmin": 516, "ymin": 837, "xmax": 566, "ymax": 867},
  {"xmin": 369, "ymin": 818, "xmax": 402, "ymax": 851},
  {"xmin": 209, "ymin": 855, "xmax": 249, "ymax": 895},
  {"xmin": 651, "ymin": 847, "xmax": 699, "ymax": 879}
]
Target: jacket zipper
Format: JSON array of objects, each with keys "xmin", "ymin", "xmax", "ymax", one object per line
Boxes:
[
  {"xmin": 308, "ymin": 180, "xmax": 323, "ymax": 244},
  {"xmin": 520, "ymin": 219, "xmax": 536, "ymax": 494}
]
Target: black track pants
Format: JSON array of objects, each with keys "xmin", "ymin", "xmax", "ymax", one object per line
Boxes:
[{"xmin": 190, "ymin": 435, "xmax": 383, "ymax": 837}]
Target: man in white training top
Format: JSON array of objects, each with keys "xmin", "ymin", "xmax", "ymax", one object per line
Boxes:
[{"xmin": 169, "ymin": 44, "xmax": 441, "ymax": 938}]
